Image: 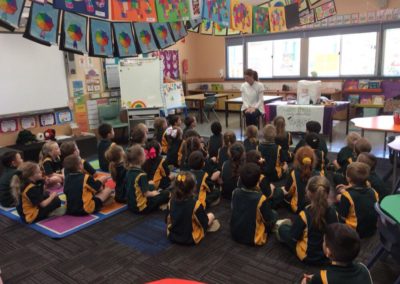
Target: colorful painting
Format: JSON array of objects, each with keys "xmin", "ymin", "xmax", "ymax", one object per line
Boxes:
[
  {"xmin": 213, "ymin": 22, "xmax": 227, "ymax": 36},
  {"xmin": 89, "ymin": 18, "xmax": 113, "ymax": 57},
  {"xmin": 230, "ymin": 0, "xmax": 252, "ymax": 34},
  {"xmin": 133, "ymin": 22, "xmax": 158, "ymax": 54},
  {"xmin": 169, "ymin": 21, "xmax": 187, "ymax": 41},
  {"xmin": 24, "ymin": 2, "xmax": 60, "ymax": 46},
  {"xmin": 202, "ymin": 0, "xmax": 230, "ymax": 27},
  {"xmin": 299, "ymin": 8, "xmax": 314, "ymax": 25},
  {"xmin": 186, "ymin": 18, "xmax": 201, "ymax": 31},
  {"xmin": 315, "ymin": 0, "xmax": 336, "ymax": 21},
  {"xmin": 199, "ymin": 19, "xmax": 213, "ymax": 34},
  {"xmin": 0, "ymin": 119, "xmax": 18, "ymax": 133},
  {"xmin": 155, "ymin": 0, "xmax": 190, "ymax": 23},
  {"xmin": 307, "ymin": 0, "xmax": 320, "ymax": 6},
  {"xmin": 111, "ymin": 0, "xmax": 157, "ymax": 22},
  {"xmin": 0, "ymin": 0, "xmax": 25, "ymax": 30},
  {"xmin": 252, "ymin": 6, "xmax": 269, "ymax": 34},
  {"xmin": 152, "ymin": 22, "xmax": 175, "ymax": 49},
  {"xmin": 269, "ymin": 6, "xmax": 286, "ymax": 33},
  {"xmin": 160, "ymin": 50, "xmax": 179, "ymax": 79},
  {"xmin": 189, "ymin": 0, "xmax": 201, "ymax": 20},
  {"xmin": 227, "ymin": 27, "xmax": 240, "ymax": 35},
  {"xmin": 53, "ymin": 0, "xmax": 109, "ymax": 19},
  {"xmin": 269, "ymin": 0, "xmax": 285, "ymax": 7},
  {"xmin": 39, "ymin": 113, "xmax": 56, "ymax": 127},
  {"xmin": 113, "ymin": 22, "xmax": 137, "ymax": 57},
  {"xmin": 61, "ymin": 12, "xmax": 87, "ymax": 54},
  {"xmin": 56, "ymin": 110, "xmax": 73, "ymax": 124}
]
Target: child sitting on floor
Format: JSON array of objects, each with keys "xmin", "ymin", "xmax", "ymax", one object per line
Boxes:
[
  {"xmin": 12, "ymin": 162, "xmax": 62, "ymax": 223},
  {"xmin": 129, "ymin": 123, "xmax": 148, "ymax": 147},
  {"xmin": 244, "ymin": 125, "xmax": 259, "ymax": 152},
  {"xmin": 125, "ymin": 144, "xmax": 170, "ymax": 214},
  {"xmin": 63, "ymin": 154, "xmax": 113, "ymax": 216},
  {"xmin": 105, "ymin": 143, "xmax": 127, "ymax": 203},
  {"xmin": 60, "ymin": 141, "xmax": 97, "ymax": 177},
  {"xmin": 39, "ymin": 141, "xmax": 64, "ymax": 186},
  {"xmin": 333, "ymin": 132, "xmax": 361, "ymax": 173},
  {"xmin": 97, "ymin": 123, "xmax": 114, "ymax": 172},
  {"xmin": 295, "ymin": 121, "xmax": 328, "ymax": 157},
  {"xmin": 166, "ymin": 172, "xmax": 219, "ymax": 245},
  {"xmin": 218, "ymin": 130, "xmax": 236, "ymax": 169},
  {"xmin": 273, "ymin": 116, "xmax": 293, "ymax": 163},
  {"xmin": 305, "ymin": 133, "xmax": 328, "ymax": 176},
  {"xmin": 301, "ymin": 223, "xmax": 372, "ymax": 284},
  {"xmin": 183, "ymin": 116, "xmax": 197, "ymax": 137},
  {"xmin": 165, "ymin": 116, "xmax": 184, "ymax": 168},
  {"xmin": 0, "ymin": 151, "xmax": 23, "ymax": 207},
  {"xmin": 221, "ymin": 142, "xmax": 245, "ymax": 200},
  {"xmin": 208, "ymin": 121, "xmax": 223, "ymax": 159},
  {"xmin": 277, "ymin": 176, "xmax": 339, "ymax": 265},
  {"xmin": 230, "ymin": 163, "xmax": 277, "ymax": 246},
  {"xmin": 153, "ymin": 117, "xmax": 168, "ymax": 154}
]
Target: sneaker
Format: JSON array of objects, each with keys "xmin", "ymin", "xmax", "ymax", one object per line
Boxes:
[{"xmin": 207, "ymin": 219, "xmax": 221, "ymax": 232}]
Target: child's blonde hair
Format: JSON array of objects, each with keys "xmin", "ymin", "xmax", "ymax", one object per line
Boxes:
[
  {"xmin": 273, "ymin": 116, "xmax": 286, "ymax": 139},
  {"xmin": 223, "ymin": 130, "xmax": 236, "ymax": 147},
  {"xmin": 262, "ymin": 124, "xmax": 276, "ymax": 143},
  {"xmin": 154, "ymin": 117, "xmax": 167, "ymax": 141},
  {"xmin": 346, "ymin": 132, "xmax": 361, "ymax": 149},
  {"xmin": 307, "ymin": 176, "xmax": 331, "ymax": 231},
  {"xmin": 245, "ymin": 125, "xmax": 258, "ymax": 144},
  {"xmin": 173, "ymin": 171, "xmax": 196, "ymax": 201},
  {"xmin": 11, "ymin": 162, "xmax": 40, "ymax": 204},
  {"xmin": 126, "ymin": 144, "xmax": 145, "ymax": 168},
  {"xmin": 39, "ymin": 141, "xmax": 58, "ymax": 162},
  {"xmin": 105, "ymin": 143, "xmax": 125, "ymax": 181}
]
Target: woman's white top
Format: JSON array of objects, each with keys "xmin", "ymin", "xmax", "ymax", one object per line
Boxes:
[{"xmin": 240, "ymin": 81, "xmax": 265, "ymax": 113}]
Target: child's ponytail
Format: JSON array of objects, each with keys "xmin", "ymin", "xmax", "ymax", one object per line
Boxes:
[
  {"xmin": 307, "ymin": 176, "xmax": 330, "ymax": 231},
  {"xmin": 294, "ymin": 146, "xmax": 315, "ymax": 182},
  {"xmin": 11, "ymin": 162, "xmax": 39, "ymax": 205},
  {"xmin": 105, "ymin": 143, "xmax": 125, "ymax": 181}
]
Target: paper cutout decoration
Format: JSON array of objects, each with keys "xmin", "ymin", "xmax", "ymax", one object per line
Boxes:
[
  {"xmin": 20, "ymin": 116, "xmax": 37, "ymax": 129},
  {"xmin": 189, "ymin": 0, "xmax": 201, "ymax": 20},
  {"xmin": 39, "ymin": 113, "xmax": 56, "ymax": 126},
  {"xmin": 0, "ymin": 0, "xmax": 25, "ymax": 31},
  {"xmin": 315, "ymin": 0, "xmax": 336, "ymax": 21},
  {"xmin": 300, "ymin": 8, "xmax": 314, "ymax": 25},
  {"xmin": 111, "ymin": 0, "xmax": 157, "ymax": 22},
  {"xmin": 155, "ymin": 0, "xmax": 190, "ymax": 23},
  {"xmin": 213, "ymin": 22, "xmax": 227, "ymax": 36},
  {"xmin": 269, "ymin": 6, "xmax": 286, "ymax": 33},
  {"xmin": 53, "ymin": 0, "xmax": 109, "ymax": 19},
  {"xmin": 169, "ymin": 21, "xmax": 187, "ymax": 41},
  {"xmin": 285, "ymin": 3, "xmax": 300, "ymax": 29},
  {"xmin": 23, "ymin": 3, "xmax": 60, "ymax": 46},
  {"xmin": 199, "ymin": 19, "xmax": 213, "ymax": 34},
  {"xmin": 56, "ymin": 110, "xmax": 73, "ymax": 124},
  {"xmin": 152, "ymin": 22, "xmax": 175, "ymax": 49},
  {"xmin": 60, "ymin": 11, "xmax": 88, "ymax": 54},
  {"xmin": 160, "ymin": 50, "xmax": 179, "ymax": 79},
  {"xmin": 133, "ymin": 22, "xmax": 158, "ymax": 54},
  {"xmin": 113, "ymin": 22, "xmax": 137, "ymax": 57},
  {"xmin": 252, "ymin": 6, "xmax": 269, "ymax": 34},
  {"xmin": 230, "ymin": 0, "xmax": 252, "ymax": 34},
  {"xmin": 202, "ymin": 0, "xmax": 230, "ymax": 27},
  {"xmin": 89, "ymin": 18, "xmax": 113, "ymax": 57},
  {"xmin": 0, "ymin": 118, "xmax": 18, "ymax": 133}
]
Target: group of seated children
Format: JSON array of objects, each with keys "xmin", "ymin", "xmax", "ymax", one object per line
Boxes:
[{"xmin": 0, "ymin": 114, "xmax": 385, "ymax": 282}]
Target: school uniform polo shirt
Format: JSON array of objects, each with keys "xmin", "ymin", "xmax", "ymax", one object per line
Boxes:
[
  {"xmin": 16, "ymin": 181, "xmax": 46, "ymax": 223},
  {"xmin": 42, "ymin": 157, "xmax": 62, "ymax": 175},
  {"xmin": 98, "ymin": 139, "xmax": 112, "ymax": 172},
  {"xmin": 125, "ymin": 167, "xmax": 149, "ymax": 213},
  {"xmin": 310, "ymin": 262, "xmax": 372, "ymax": 284}
]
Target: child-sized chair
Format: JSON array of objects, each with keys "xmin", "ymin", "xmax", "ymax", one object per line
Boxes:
[{"xmin": 98, "ymin": 100, "xmax": 128, "ymax": 141}]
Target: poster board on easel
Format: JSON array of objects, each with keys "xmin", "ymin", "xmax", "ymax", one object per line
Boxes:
[
  {"xmin": 163, "ymin": 82, "xmax": 186, "ymax": 111},
  {"xmin": 119, "ymin": 57, "xmax": 163, "ymax": 109}
]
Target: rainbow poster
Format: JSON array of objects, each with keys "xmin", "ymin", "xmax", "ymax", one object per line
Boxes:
[
  {"xmin": 133, "ymin": 22, "xmax": 158, "ymax": 54},
  {"xmin": 252, "ymin": 6, "xmax": 269, "ymax": 34},
  {"xmin": 60, "ymin": 11, "xmax": 88, "ymax": 54},
  {"xmin": 113, "ymin": 22, "xmax": 137, "ymax": 57},
  {"xmin": 111, "ymin": 0, "xmax": 157, "ymax": 22},
  {"xmin": 155, "ymin": 0, "xmax": 190, "ymax": 23},
  {"xmin": 89, "ymin": 18, "xmax": 113, "ymax": 57},
  {"xmin": 202, "ymin": 0, "xmax": 230, "ymax": 27},
  {"xmin": 24, "ymin": 2, "xmax": 60, "ymax": 46},
  {"xmin": 0, "ymin": 0, "xmax": 25, "ymax": 31},
  {"xmin": 151, "ymin": 22, "xmax": 175, "ymax": 49},
  {"xmin": 169, "ymin": 21, "xmax": 187, "ymax": 41},
  {"xmin": 53, "ymin": 0, "xmax": 109, "ymax": 19},
  {"xmin": 230, "ymin": 0, "xmax": 252, "ymax": 33}
]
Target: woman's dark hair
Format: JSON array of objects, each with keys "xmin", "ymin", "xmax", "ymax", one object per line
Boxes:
[
  {"xmin": 211, "ymin": 121, "xmax": 222, "ymax": 135},
  {"xmin": 142, "ymin": 139, "xmax": 161, "ymax": 176},
  {"xmin": 229, "ymin": 142, "xmax": 245, "ymax": 179},
  {"xmin": 244, "ymin": 68, "xmax": 254, "ymax": 77},
  {"xmin": 252, "ymin": 70, "xmax": 258, "ymax": 81},
  {"xmin": 173, "ymin": 172, "xmax": 196, "ymax": 201}
]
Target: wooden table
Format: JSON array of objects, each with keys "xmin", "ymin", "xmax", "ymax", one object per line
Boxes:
[
  {"xmin": 388, "ymin": 135, "xmax": 400, "ymax": 191},
  {"xmin": 185, "ymin": 93, "xmax": 230, "ymax": 123}
]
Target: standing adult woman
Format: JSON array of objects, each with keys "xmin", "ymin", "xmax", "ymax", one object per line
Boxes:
[{"xmin": 241, "ymin": 69, "xmax": 265, "ymax": 127}]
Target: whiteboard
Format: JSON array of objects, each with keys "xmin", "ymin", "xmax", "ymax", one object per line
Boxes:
[
  {"xmin": 119, "ymin": 57, "xmax": 164, "ymax": 109},
  {"xmin": 0, "ymin": 34, "xmax": 69, "ymax": 116}
]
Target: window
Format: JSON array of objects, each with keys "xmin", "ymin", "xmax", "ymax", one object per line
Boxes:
[
  {"xmin": 383, "ymin": 28, "xmax": 400, "ymax": 76},
  {"xmin": 227, "ymin": 45, "xmax": 243, "ymax": 78},
  {"xmin": 308, "ymin": 35, "xmax": 340, "ymax": 77},
  {"xmin": 341, "ymin": 32, "xmax": 377, "ymax": 76},
  {"xmin": 273, "ymin": 38, "xmax": 301, "ymax": 76},
  {"xmin": 247, "ymin": 41, "xmax": 273, "ymax": 78}
]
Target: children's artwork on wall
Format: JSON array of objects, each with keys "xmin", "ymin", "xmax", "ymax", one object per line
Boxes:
[
  {"xmin": 189, "ymin": 0, "xmax": 201, "ymax": 20},
  {"xmin": 252, "ymin": 6, "xmax": 269, "ymax": 34},
  {"xmin": 110, "ymin": 0, "xmax": 157, "ymax": 22},
  {"xmin": 285, "ymin": 3, "xmax": 299, "ymax": 29},
  {"xmin": 85, "ymin": 68, "xmax": 101, "ymax": 92},
  {"xmin": 213, "ymin": 22, "xmax": 227, "ymax": 36},
  {"xmin": 60, "ymin": 12, "xmax": 88, "ymax": 54},
  {"xmin": 186, "ymin": 18, "xmax": 201, "ymax": 32},
  {"xmin": 89, "ymin": 18, "xmax": 113, "ymax": 57},
  {"xmin": 39, "ymin": 113, "xmax": 56, "ymax": 127},
  {"xmin": 56, "ymin": 110, "xmax": 73, "ymax": 124},
  {"xmin": 315, "ymin": 0, "xmax": 336, "ymax": 21},
  {"xmin": 169, "ymin": 21, "xmax": 187, "ymax": 41},
  {"xmin": 23, "ymin": 3, "xmax": 60, "ymax": 46},
  {"xmin": 307, "ymin": 0, "xmax": 320, "ymax": 6},
  {"xmin": 0, "ymin": 0, "xmax": 25, "ymax": 31},
  {"xmin": 297, "ymin": 0, "xmax": 308, "ymax": 12},
  {"xmin": 163, "ymin": 82, "xmax": 186, "ymax": 110},
  {"xmin": 160, "ymin": 50, "xmax": 180, "ymax": 80},
  {"xmin": 152, "ymin": 22, "xmax": 175, "ymax": 49},
  {"xmin": 155, "ymin": 0, "xmax": 190, "ymax": 23},
  {"xmin": 199, "ymin": 19, "xmax": 213, "ymax": 34},
  {"xmin": 202, "ymin": 0, "xmax": 230, "ymax": 27},
  {"xmin": 227, "ymin": 27, "xmax": 240, "ymax": 35},
  {"xmin": 53, "ymin": 0, "xmax": 108, "ymax": 19},
  {"xmin": 269, "ymin": 0, "xmax": 285, "ymax": 7},
  {"xmin": 230, "ymin": 0, "xmax": 252, "ymax": 34},
  {"xmin": 113, "ymin": 22, "xmax": 138, "ymax": 57},
  {"xmin": 72, "ymin": 80, "xmax": 84, "ymax": 97},
  {"xmin": 300, "ymin": 8, "xmax": 314, "ymax": 25},
  {"xmin": 20, "ymin": 116, "xmax": 37, "ymax": 129},
  {"xmin": 0, "ymin": 118, "xmax": 18, "ymax": 133},
  {"xmin": 269, "ymin": 6, "xmax": 286, "ymax": 33},
  {"xmin": 133, "ymin": 22, "xmax": 158, "ymax": 54}
]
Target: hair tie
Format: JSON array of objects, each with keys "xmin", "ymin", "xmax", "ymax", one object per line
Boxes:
[
  {"xmin": 177, "ymin": 174, "xmax": 186, "ymax": 182},
  {"xmin": 144, "ymin": 147, "xmax": 157, "ymax": 160},
  {"xmin": 302, "ymin": 157, "xmax": 312, "ymax": 165}
]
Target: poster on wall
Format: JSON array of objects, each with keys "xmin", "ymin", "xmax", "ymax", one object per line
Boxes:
[
  {"xmin": 155, "ymin": 0, "xmax": 190, "ymax": 23},
  {"xmin": 0, "ymin": 119, "xmax": 18, "ymax": 133},
  {"xmin": 23, "ymin": 2, "xmax": 60, "ymax": 46},
  {"xmin": 160, "ymin": 50, "xmax": 179, "ymax": 79},
  {"xmin": 56, "ymin": 110, "xmax": 73, "ymax": 124},
  {"xmin": 89, "ymin": 18, "xmax": 114, "ymax": 57},
  {"xmin": 72, "ymin": 80, "xmax": 84, "ymax": 97},
  {"xmin": 113, "ymin": 22, "xmax": 138, "ymax": 58},
  {"xmin": 230, "ymin": 0, "xmax": 252, "ymax": 34},
  {"xmin": 20, "ymin": 116, "xmax": 37, "ymax": 129},
  {"xmin": 0, "ymin": 0, "xmax": 25, "ymax": 31},
  {"xmin": 315, "ymin": 0, "xmax": 336, "ymax": 21},
  {"xmin": 253, "ymin": 6, "xmax": 269, "ymax": 34},
  {"xmin": 110, "ymin": 0, "xmax": 157, "ymax": 22},
  {"xmin": 133, "ymin": 22, "xmax": 158, "ymax": 54},
  {"xmin": 300, "ymin": 9, "xmax": 315, "ymax": 25},
  {"xmin": 269, "ymin": 6, "xmax": 286, "ymax": 32},
  {"xmin": 53, "ymin": 0, "xmax": 109, "ymax": 19},
  {"xmin": 189, "ymin": 0, "xmax": 202, "ymax": 20},
  {"xmin": 85, "ymin": 69, "xmax": 101, "ymax": 92},
  {"xmin": 39, "ymin": 113, "xmax": 56, "ymax": 127},
  {"xmin": 60, "ymin": 12, "xmax": 88, "ymax": 54},
  {"xmin": 163, "ymin": 82, "xmax": 186, "ymax": 110},
  {"xmin": 202, "ymin": 0, "xmax": 230, "ymax": 27}
]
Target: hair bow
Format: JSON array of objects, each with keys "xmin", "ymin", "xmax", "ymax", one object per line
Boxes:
[
  {"xmin": 177, "ymin": 174, "xmax": 186, "ymax": 182},
  {"xmin": 144, "ymin": 147, "xmax": 157, "ymax": 160},
  {"xmin": 302, "ymin": 157, "xmax": 312, "ymax": 165}
]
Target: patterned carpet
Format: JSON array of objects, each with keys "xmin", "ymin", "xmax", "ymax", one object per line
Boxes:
[{"xmin": 0, "ymin": 155, "xmax": 398, "ymax": 284}]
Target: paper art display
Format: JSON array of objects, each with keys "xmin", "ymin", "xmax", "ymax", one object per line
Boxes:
[
  {"xmin": 169, "ymin": 21, "xmax": 187, "ymax": 41},
  {"xmin": 39, "ymin": 113, "xmax": 56, "ymax": 127},
  {"xmin": 155, "ymin": 0, "xmax": 190, "ymax": 23},
  {"xmin": 111, "ymin": 0, "xmax": 157, "ymax": 22},
  {"xmin": 133, "ymin": 22, "xmax": 158, "ymax": 53},
  {"xmin": 53, "ymin": 0, "xmax": 109, "ymax": 19},
  {"xmin": 152, "ymin": 22, "xmax": 175, "ymax": 49},
  {"xmin": 202, "ymin": 0, "xmax": 230, "ymax": 27},
  {"xmin": 20, "ymin": 116, "xmax": 37, "ymax": 129},
  {"xmin": 230, "ymin": 0, "xmax": 252, "ymax": 34},
  {"xmin": 315, "ymin": 0, "xmax": 336, "ymax": 21},
  {"xmin": 61, "ymin": 11, "xmax": 88, "ymax": 54},
  {"xmin": 269, "ymin": 6, "xmax": 286, "ymax": 33},
  {"xmin": 199, "ymin": 19, "xmax": 212, "ymax": 34},
  {"xmin": 189, "ymin": 0, "xmax": 201, "ymax": 20},
  {"xmin": 0, "ymin": 0, "xmax": 25, "ymax": 30},
  {"xmin": 252, "ymin": 6, "xmax": 269, "ymax": 34},
  {"xmin": 213, "ymin": 22, "xmax": 227, "ymax": 35},
  {"xmin": 113, "ymin": 22, "xmax": 138, "ymax": 57},
  {"xmin": 89, "ymin": 18, "xmax": 113, "ymax": 57}
]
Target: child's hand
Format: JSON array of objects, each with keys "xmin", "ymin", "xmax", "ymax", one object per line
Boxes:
[
  {"xmin": 148, "ymin": 180, "xmax": 155, "ymax": 185},
  {"xmin": 336, "ymin": 184, "xmax": 350, "ymax": 194},
  {"xmin": 301, "ymin": 274, "xmax": 313, "ymax": 284},
  {"xmin": 49, "ymin": 192, "xmax": 58, "ymax": 199},
  {"xmin": 98, "ymin": 175, "xmax": 109, "ymax": 184}
]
